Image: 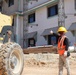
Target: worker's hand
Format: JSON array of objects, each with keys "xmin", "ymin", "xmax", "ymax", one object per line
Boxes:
[
  {"xmin": 64, "ymin": 51, "xmax": 67, "ymax": 57},
  {"xmin": 50, "ymin": 30, "xmax": 53, "ymax": 34},
  {"xmin": 64, "ymin": 51, "xmax": 70, "ymax": 57}
]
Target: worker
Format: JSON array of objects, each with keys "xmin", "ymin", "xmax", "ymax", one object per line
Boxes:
[{"xmin": 50, "ymin": 26, "xmax": 70, "ymax": 75}]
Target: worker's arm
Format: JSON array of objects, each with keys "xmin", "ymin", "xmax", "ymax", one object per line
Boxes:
[
  {"xmin": 64, "ymin": 38, "xmax": 69, "ymax": 51},
  {"xmin": 64, "ymin": 37, "xmax": 70, "ymax": 57}
]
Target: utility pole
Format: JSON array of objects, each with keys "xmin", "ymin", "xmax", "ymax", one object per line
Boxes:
[{"xmin": 58, "ymin": 0, "xmax": 65, "ymax": 27}]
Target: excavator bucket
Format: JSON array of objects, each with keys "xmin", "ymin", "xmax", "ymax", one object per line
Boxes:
[{"xmin": 0, "ymin": 13, "xmax": 13, "ymax": 33}]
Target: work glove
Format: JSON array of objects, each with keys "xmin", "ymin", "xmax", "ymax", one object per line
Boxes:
[
  {"xmin": 64, "ymin": 51, "xmax": 70, "ymax": 57},
  {"xmin": 64, "ymin": 51, "xmax": 67, "ymax": 57},
  {"xmin": 50, "ymin": 30, "xmax": 53, "ymax": 34},
  {"xmin": 67, "ymin": 51, "xmax": 70, "ymax": 57}
]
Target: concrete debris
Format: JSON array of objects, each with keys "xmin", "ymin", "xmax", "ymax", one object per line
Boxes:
[{"xmin": 24, "ymin": 53, "xmax": 76, "ymax": 67}]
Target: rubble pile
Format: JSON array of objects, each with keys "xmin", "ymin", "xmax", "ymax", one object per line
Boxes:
[{"xmin": 24, "ymin": 53, "xmax": 76, "ymax": 67}]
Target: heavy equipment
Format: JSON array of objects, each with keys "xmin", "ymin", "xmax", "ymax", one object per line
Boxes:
[{"xmin": 0, "ymin": 13, "xmax": 24, "ymax": 75}]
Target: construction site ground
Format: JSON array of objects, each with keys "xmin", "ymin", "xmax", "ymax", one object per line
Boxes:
[{"xmin": 22, "ymin": 53, "xmax": 76, "ymax": 75}]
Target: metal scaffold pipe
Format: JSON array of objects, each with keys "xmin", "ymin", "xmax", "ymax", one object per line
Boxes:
[{"xmin": 58, "ymin": 0, "xmax": 65, "ymax": 27}]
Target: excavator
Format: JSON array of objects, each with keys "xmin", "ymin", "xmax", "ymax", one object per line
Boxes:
[{"xmin": 0, "ymin": 13, "xmax": 24, "ymax": 75}]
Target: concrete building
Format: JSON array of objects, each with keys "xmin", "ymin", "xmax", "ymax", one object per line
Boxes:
[
  {"xmin": 0, "ymin": 0, "xmax": 23, "ymax": 47},
  {"xmin": 0, "ymin": 0, "xmax": 76, "ymax": 48},
  {"xmin": 24, "ymin": 0, "xmax": 76, "ymax": 48}
]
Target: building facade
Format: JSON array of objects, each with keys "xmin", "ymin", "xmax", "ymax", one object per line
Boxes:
[
  {"xmin": 0, "ymin": 0, "xmax": 23, "ymax": 47},
  {"xmin": 0, "ymin": 0, "xmax": 76, "ymax": 48},
  {"xmin": 24, "ymin": 0, "xmax": 76, "ymax": 48}
]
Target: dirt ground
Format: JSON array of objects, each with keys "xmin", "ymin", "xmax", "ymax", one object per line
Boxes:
[{"xmin": 22, "ymin": 53, "xmax": 76, "ymax": 75}]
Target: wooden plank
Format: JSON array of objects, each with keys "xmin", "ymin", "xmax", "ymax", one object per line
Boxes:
[{"xmin": 23, "ymin": 46, "xmax": 57, "ymax": 54}]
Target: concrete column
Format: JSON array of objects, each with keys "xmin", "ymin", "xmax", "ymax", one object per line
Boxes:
[
  {"xmin": 16, "ymin": 14, "xmax": 20, "ymax": 44},
  {"xmin": 18, "ymin": 0, "xmax": 23, "ymax": 11},
  {"xmin": 15, "ymin": 14, "xmax": 23, "ymax": 47},
  {"xmin": 20, "ymin": 16, "xmax": 23, "ymax": 47},
  {"xmin": 58, "ymin": 0, "xmax": 65, "ymax": 26}
]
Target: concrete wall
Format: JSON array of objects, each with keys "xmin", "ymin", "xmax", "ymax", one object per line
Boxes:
[
  {"xmin": 28, "ymin": 0, "xmax": 49, "ymax": 9},
  {"xmin": 2, "ymin": 0, "xmax": 23, "ymax": 15},
  {"xmin": 28, "ymin": 5, "xmax": 58, "ymax": 46},
  {"xmin": 2, "ymin": 0, "xmax": 18, "ymax": 14},
  {"xmin": 64, "ymin": 0, "xmax": 76, "ymax": 45}
]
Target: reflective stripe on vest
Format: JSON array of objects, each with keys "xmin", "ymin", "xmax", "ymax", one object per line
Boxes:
[{"xmin": 58, "ymin": 36, "xmax": 66, "ymax": 55}]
